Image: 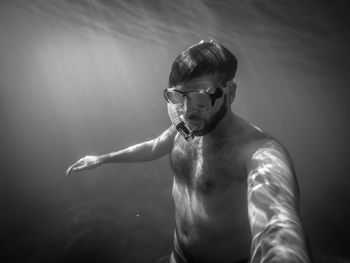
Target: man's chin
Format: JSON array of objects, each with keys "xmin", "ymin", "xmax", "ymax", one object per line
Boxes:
[
  {"xmin": 186, "ymin": 120, "xmax": 204, "ymax": 132},
  {"xmin": 189, "ymin": 123, "xmax": 209, "ymax": 137}
]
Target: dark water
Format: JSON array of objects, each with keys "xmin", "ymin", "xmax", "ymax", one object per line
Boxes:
[{"xmin": 0, "ymin": 1, "xmax": 349, "ymax": 262}]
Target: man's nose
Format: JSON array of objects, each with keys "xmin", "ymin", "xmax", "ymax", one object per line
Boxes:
[{"xmin": 182, "ymin": 96, "xmax": 196, "ymax": 115}]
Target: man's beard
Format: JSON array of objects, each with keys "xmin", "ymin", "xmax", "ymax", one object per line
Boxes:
[{"xmin": 191, "ymin": 95, "xmax": 228, "ymax": 137}]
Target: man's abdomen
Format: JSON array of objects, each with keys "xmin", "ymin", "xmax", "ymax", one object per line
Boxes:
[{"xmin": 172, "ymin": 179, "xmax": 251, "ymax": 262}]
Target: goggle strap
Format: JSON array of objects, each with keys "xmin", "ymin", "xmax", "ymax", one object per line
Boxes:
[{"xmin": 209, "ymin": 87, "xmax": 223, "ymax": 106}]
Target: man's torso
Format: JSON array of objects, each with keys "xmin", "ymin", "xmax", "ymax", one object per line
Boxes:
[{"xmin": 170, "ymin": 115, "xmax": 270, "ymax": 262}]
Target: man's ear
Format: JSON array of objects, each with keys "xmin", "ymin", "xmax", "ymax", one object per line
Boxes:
[{"xmin": 226, "ymin": 81, "xmax": 237, "ymax": 104}]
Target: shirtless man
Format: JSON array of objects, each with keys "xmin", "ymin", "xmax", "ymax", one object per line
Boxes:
[{"xmin": 66, "ymin": 41, "xmax": 312, "ymax": 263}]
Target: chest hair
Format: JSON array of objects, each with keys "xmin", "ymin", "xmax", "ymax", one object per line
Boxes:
[{"xmin": 170, "ymin": 136, "xmax": 246, "ymax": 193}]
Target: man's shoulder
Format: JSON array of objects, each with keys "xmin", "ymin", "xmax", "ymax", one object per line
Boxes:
[
  {"xmin": 233, "ymin": 118, "xmax": 292, "ymax": 167},
  {"xmin": 231, "ymin": 118, "xmax": 270, "ymax": 158},
  {"xmin": 257, "ymin": 139, "xmax": 290, "ymax": 156},
  {"xmin": 231, "ymin": 115, "xmax": 270, "ymax": 140},
  {"xmin": 250, "ymin": 138, "xmax": 295, "ymax": 172}
]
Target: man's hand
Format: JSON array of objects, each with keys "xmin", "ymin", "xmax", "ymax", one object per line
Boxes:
[{"xmin": 66, "ymin": 155, "xmax": 101, "ymax": 176}]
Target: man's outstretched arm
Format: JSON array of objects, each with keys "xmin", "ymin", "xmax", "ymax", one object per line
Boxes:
[
  {"xmin": 66, "ymin": 125, "xmax": 176, "ymax": 175},
  {"xmin": 247, "ymin": 140, "xmax": 312, "ymax": 263}
]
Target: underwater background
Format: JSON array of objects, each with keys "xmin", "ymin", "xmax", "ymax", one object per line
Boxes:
[{"xmin": 0, "ymin": 0, "xmax": 349, "ymax": 262}]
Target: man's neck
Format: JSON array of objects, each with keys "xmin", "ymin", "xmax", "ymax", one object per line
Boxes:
[{"xmin": 206, "ymin": 111, "xmax": 235, "ymax": 139}]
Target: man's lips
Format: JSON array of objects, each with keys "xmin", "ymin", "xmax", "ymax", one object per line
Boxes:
[{"xmin": 184, "ymin": 116, "xmax": 202, "ymax": 123}]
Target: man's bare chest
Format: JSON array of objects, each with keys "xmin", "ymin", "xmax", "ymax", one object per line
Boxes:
[{"xmin": 170, "ymin": 137, "xmax": 247, "ymax": 193}]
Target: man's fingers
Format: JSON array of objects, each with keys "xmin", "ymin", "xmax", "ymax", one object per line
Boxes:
[
  {"xmin": 66, "ymin": 156, "xmax": 99, "ymax": 176},
  {"xmin": 66, "ymin": 164, "xmax": 76, "ymax": 175},
  {"xmin": 66, "ymin": 165, "xmax": 82, "ymax": 175},
  {"xmin": 66, "ymin": 159, "xmax": 85, "ymax": 176},
  {"xmin": 66, "ymin": 166, "xmax": 72, "ymax": 176},
  {"xmin": 72, "ymin": 166, "xmax": 85, "ymax": 172},
  {"xmin": 66, "ymin": 165, "xmax": 78, "ymax": 175}
]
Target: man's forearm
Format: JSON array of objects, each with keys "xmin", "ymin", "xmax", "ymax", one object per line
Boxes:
[
  {"xmin": 250, "ymin": 219, "xmax": 311, "ymax": 263},
  {"xmin": 96, "ymin": 126, "xmax": 175, "ymax": 165},
  {"xmin": 98, "ymin": 140, "xmax": 159, "ymax": 164}
]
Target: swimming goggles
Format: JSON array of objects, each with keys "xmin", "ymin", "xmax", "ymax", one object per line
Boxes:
[{"xmin": 163, "ymin": 82, "xmax": 227, "ymax": 112}]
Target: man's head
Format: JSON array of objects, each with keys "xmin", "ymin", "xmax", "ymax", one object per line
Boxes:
[
  {"xmin": 168, "ymin": 41, "xmax": 237, "ymax": 88},
  {"xmin": 166, "ymin": 41, "xmax": 238, "ymax": 136}
]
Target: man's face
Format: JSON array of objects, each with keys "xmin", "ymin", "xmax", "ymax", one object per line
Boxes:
[{"xmin": 171, "ymin": 74, "xmax": 229, "ymax": 136}]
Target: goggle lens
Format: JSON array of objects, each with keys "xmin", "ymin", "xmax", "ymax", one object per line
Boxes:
[{"xmin": 164, "ymin": 90, "xmax": 210, "ymax": 110}]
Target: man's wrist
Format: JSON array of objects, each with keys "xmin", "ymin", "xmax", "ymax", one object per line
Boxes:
[{"xmin": 97, "ymin": 154, "xmax": 109, "ymax": 165}]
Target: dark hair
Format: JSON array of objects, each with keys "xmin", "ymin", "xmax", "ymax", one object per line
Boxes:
[{"xmin": 168, "ymin": 41, "xmax": 238, "ymax": 87}]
